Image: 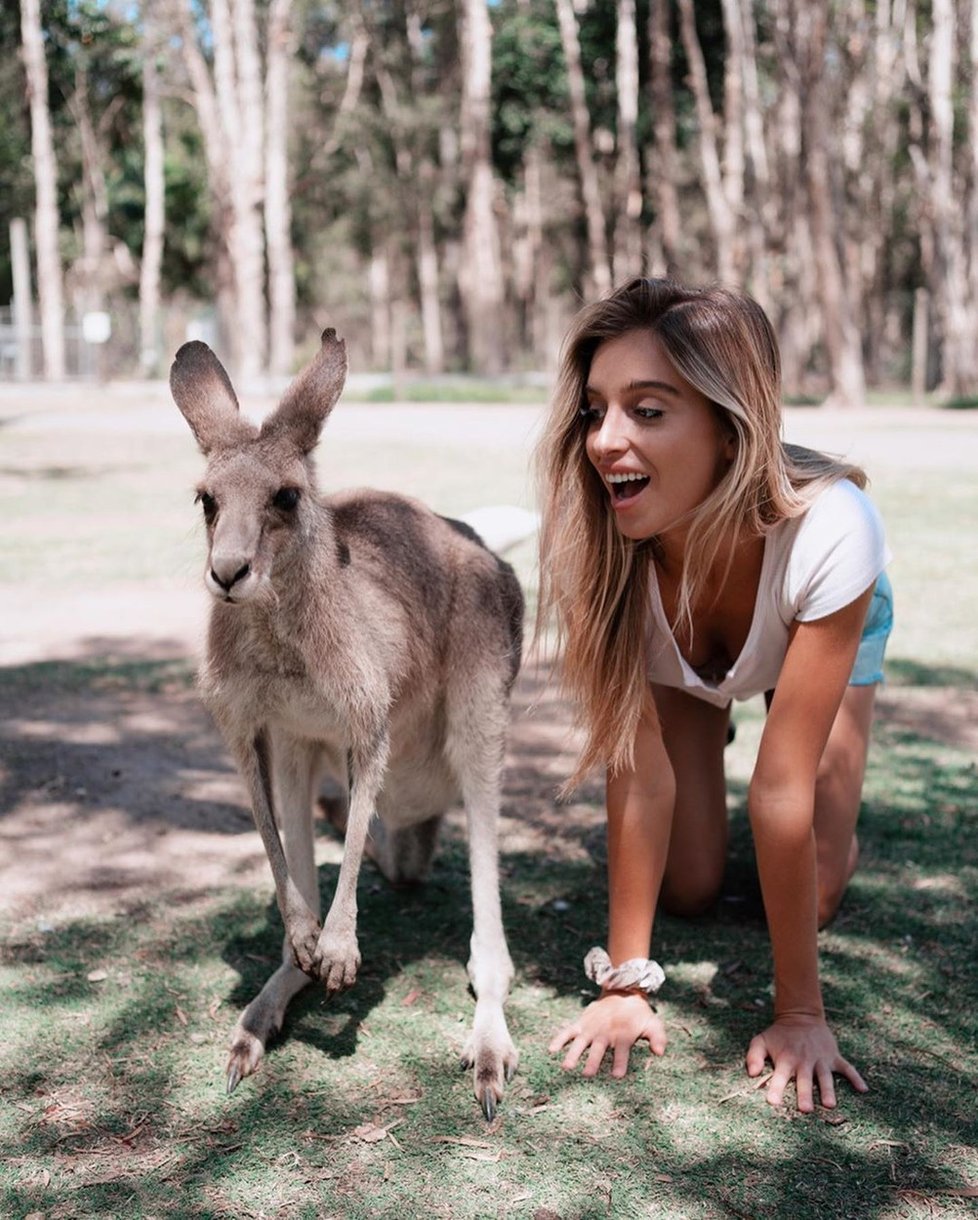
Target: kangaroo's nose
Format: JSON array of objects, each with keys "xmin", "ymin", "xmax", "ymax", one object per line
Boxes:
[{"xmin": 210, "ymin": 561, "xmax": 251, "ymax": 592}]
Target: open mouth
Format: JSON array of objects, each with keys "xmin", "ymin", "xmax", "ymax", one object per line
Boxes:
[{"xmin": 606, "ymin": 472, "xmax": 650, "ymax": 503}]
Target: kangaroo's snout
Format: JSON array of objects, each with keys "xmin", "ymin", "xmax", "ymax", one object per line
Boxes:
[{"xmin": 209, "ymin": 560, "xmax": 251, "ymax": 594}]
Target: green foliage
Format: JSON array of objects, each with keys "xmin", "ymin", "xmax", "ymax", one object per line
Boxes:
[{"xmin": 492, "ymin": 0, "xmax": 574, "ymax": 180}]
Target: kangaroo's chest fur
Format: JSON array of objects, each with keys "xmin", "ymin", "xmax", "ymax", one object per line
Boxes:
[{"xmin": 199, "ymin": 491, "xmax": 497, "ymax": 763}]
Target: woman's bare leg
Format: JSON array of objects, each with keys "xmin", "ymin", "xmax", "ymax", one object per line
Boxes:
[{"xmin": 652, "ymin": 684, "xmax": 731, "ymax": 916}]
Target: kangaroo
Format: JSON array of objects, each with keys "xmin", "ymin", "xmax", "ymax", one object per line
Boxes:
[{"xmin": 170, "ymin": 329, "xmax": 522, "ymax": 1118}]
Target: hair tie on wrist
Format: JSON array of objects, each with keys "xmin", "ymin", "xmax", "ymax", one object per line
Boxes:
[{"xmin": 584, "ymin": 946, "xmax": 665, "ymax": 994}]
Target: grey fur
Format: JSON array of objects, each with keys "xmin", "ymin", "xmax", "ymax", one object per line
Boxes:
[{"xmin": 170, "ymin": 328, "xmax": 522, "ymax": 1115}]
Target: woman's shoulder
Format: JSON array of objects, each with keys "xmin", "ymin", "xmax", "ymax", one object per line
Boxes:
[{"xmin": 777, "ymin": 479, "xmax": 889, "ymax": 620}]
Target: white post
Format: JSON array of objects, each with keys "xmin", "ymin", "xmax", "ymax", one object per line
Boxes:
[
  {"xmin": 10, "ymin": 218, "xmax": 33, "ymax": 381},
  {"xmin": 912, "ymin": 287, "xmax": 929, "ymax": 407}
]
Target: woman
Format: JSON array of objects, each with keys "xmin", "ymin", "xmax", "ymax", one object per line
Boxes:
[{"xmin": 537, "ymin": 278, "xmax": 892, "ymax": 1112}]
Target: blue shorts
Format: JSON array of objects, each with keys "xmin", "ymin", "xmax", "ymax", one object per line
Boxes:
[{"xmin": 850, "ymin": 571, "xmax": 893, "ymax": 686}]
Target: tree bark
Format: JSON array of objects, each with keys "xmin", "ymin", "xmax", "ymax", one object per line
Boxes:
[
  {"xmin": 677, "ymin": 0, "xmax": 738, "ymax": 283},
  {"xmin": 19, "ymin": 0, "xmax": 65, "ymax": 380},
  {"xmin": 459, "ymin": 0, "xmax": 505, "ymax": 373},
  {"xmin": 265, "ymin": 0, "xmax": 296, "ymax": 377},
  {"xmin": 613, "ymin": 0, "xmax": 644, "ymax": 281},
  {"xmin": 69, "ymin": 63, "xmax": 110, "ymax": 320},
  {"xmin": 555, "ymin": 0, "xmax": 612, "ymax": 297},
  {"xmin": 647, "ymin": 0, "xmax": 681, "ymax": 273},
  {"xmin": 927, "ymin": 0, "xmax": 974, "ymax": 394},
  {"xmin": 140, "ymin": 11, "xmax": 165, "ymax": 377},
  {"xmin": 795, "ymin": 0, "xmax": 866, "ymax": 406},
  {"xmin": 180, "ymin": 0, "xmax": 267, "ymax": 378}
]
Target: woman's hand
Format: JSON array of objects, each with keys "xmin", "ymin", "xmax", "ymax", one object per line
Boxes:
[
  {"xmin": 746, "ymin": 1013, "xmax": 868, "ymax": 1111},
  {"xmin": 549, "ymin": 991, "xmax": 667, "ymax": 1078}
]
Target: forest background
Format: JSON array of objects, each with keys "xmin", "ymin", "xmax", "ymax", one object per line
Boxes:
[{"xmin": 4, "ymin": 0, "xmax": 978, "ymax": 407}]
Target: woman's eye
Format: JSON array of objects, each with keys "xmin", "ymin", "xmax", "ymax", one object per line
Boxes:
[
  {"xmin": 635, "ymin": 405, "xmax": 664, "ymax": 421},
  {"xmin": 272, "ymin": 487, "xmax": 300, "ymax": 512},
  {"xmin": 579, "ymin": 404, "xmax": 603, "ymax": 424}
]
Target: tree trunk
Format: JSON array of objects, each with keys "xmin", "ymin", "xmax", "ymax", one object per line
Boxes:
[
  {"xmin": 416, "ymin": 160, "xmax": 445, "ymax": 375},
  {"xmin": 647, "ymin": 0, "xmax": 681, "ymax": 273},
  {"xmin": 555, "ymin": 0, "xmax": 612, "ymax": 297},
  {"xmin": 459, "ymin": 0, "xmax": 505, "ymax": 373},
  {"xmin": 406, "ymin": 14, "xmax": 445, "ymax": 376},
  {"xmin": 796, "ymin": 0, "xmax": 866, "ymax": 406},
  {"xmin": 140, "ymin": 13, "xmax": 165, "ymax": 377},
  {"xmin": 265, "ymin": 0, "xmax": 296, "ymax": 377},
  {"xmin": 969, "ymin": 0, "xmax": 978, "ymax": 331},
  {"xmin": 927, "ymin": 0, "xmax": 974, "ymax": 395},
  {"xmin": 19, "ymin": 0, "xmax": 65, "ymax": 380},
  {"xmin": 734, "ymin": 0, "xmax": 772, "ymax": 309},
  {"xmin": 10, "ymin": 218, "xmax": 33, "ymax": 380},
  {"xmin": 70, "ymin": 63, "xmax": 110, "ymax": 320},
  {"xmin": 181, "ymin": 0, "xmax": 267, "ymax": 378},
  {"xmin": 613, "ymin": 0, "xmax": 644, "ymax": 282},
  {"xmin": 369, "ymin": 244, "xmax": 391, "ymax": 372},
  {"xmin": 676, "ymin": 0, "xmax": 738, "ymax": 283}
]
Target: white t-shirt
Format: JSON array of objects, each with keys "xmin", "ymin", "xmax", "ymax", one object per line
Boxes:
[{"xmin": 647, "ymin": 480, "xmax": 891, "ymax": 707}]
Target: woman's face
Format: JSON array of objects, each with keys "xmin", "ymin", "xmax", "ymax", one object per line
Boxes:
[{"xmin": 583, "ymin": 328, "xmax": 735, "ymax": 545}]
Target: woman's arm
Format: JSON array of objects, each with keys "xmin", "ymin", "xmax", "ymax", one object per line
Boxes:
[
  {"xmin": 550, "ymin": 704, "xmax": 676, "ymax": 1076},
  {"xmin": 747, "ymin": 586, "xmax": 874, "ymax": 1110}
]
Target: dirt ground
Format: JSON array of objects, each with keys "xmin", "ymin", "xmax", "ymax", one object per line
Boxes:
[{"xmin": 2, "ymin": 391, "xmax": 978, "ymax": 932}]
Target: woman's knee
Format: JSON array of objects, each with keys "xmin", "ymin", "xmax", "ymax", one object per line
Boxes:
[
  {"xmin": 660, "ymin": 859, "xmax": 724, "ymax": 917},
  {"xmin": 816, "ymin": 834, "xmax": 859, "ymax": 928}
]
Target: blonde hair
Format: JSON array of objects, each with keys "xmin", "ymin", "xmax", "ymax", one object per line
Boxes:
[{"xmin": 536, "ymin": 277, "xmax": 866, "ymax": 790}]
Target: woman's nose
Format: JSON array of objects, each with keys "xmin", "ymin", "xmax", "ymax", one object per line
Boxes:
[{"xmin": 591, "ymin": 407, "xmax": 628, "ymax": 459}]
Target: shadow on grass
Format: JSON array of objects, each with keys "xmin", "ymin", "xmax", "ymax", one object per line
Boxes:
[
  {"xmin": 886, "ymin": 655, "xmax": 978, "ymax": 689},
  {"xmin": 2, "ymin": 652, "xmax": 977, "ymax": 1216}
]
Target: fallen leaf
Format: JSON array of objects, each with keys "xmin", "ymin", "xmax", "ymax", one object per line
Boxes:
[
  {"xmin": 718, "ymin": 1073, "xmax": 772, "ymax": 1103},
  {"xmin": 402, "ymin": 988, "xmax": 422, "ymax": 1006},
  {"xmin": 175, "ymin": 1007, "xmax": 188, "ymax": 1026},
  {"xmin": 86, "ymin": 970, "xmax": 108, "ymax": 983},
  {"xmin": 352, "ymin": 1123, "xmax": 388, "ymax": 1143}
]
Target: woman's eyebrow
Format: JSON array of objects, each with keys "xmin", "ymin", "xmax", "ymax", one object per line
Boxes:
[{"xmin": 584, "ymin": 379, "xmax": 682, "ymax": 396}]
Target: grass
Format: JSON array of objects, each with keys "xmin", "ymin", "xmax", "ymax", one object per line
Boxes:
[{"xmin": 1, "ymin": 389, "xmax": 977, "ymax": 1218}]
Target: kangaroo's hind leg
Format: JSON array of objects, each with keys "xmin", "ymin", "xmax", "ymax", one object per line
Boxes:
[
  {"xmin": 227, "ymin": 731, "xmax": 322, "ymax": 1093},
  {"xmin": 445, "ymin": 681, "xmax": 518, "ymax": 1120}
]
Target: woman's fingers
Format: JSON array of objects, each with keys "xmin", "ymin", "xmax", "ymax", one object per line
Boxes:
[
  {"xmin": 764, "ymin": 1063, "xmax": 792, "ymax": 1107},
  {"xmin": 837, "ymin": 1056, "xmax": 869, "ymax": 1094},
  {"xmin": 645, "ymin": 1017, "xmax": 668, "ymax": 1056},
  {"xmin": 795, "ymin": 1066, "xmax": 815, "ymax": 1113},
  {"xmin": 611, "ymin": 1040, "xmax": 632, "ymax": 1078},
  {"xmin": 561, "ymin": 1035, "xmax": 590, "ymax": 1072},
  {"xmin": 816, "ymin": 1063, "xmax": 837, "ymax": 1109},
  {"xmin": 547, "ymin": 1023, "xmax": 578, "ymax": 1055},
  {"xmin": 583, "ymin": 1038, "xmax": 609, "ymax": 1077},
  {"xmin": 745, "ymin": 1034, "xmax": 769, "ymax": 1077}
]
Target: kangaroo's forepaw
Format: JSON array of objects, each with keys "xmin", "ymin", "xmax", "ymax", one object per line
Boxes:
[
  {"xmin": 312, "ymin": 932, "xmax": 361, "ymax": 994},
  {"xmin": 460, "ymin": 1025, "xmax": 519, "ymax": 1120},
  {"xmin": 286, "ymin": 914, "xmax": 323, "ymax": 977}
]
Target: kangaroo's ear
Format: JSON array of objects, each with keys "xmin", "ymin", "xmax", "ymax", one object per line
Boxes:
[
  {"xmin": 261, "ymin": 328, "xmax": 348, "ymax": 454},
  {"xmin": 169, "ymin": 341, "xmax": 257, "ymax": 454}
]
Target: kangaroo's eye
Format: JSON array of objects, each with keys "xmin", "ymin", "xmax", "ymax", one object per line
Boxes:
[
  {"xmin": 196, "ymin": 491, "xmax": 217, "ymax": 522},
  {"xmin": 272, "ymin": 487, "xmax": 300, "ymax": 512}
]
